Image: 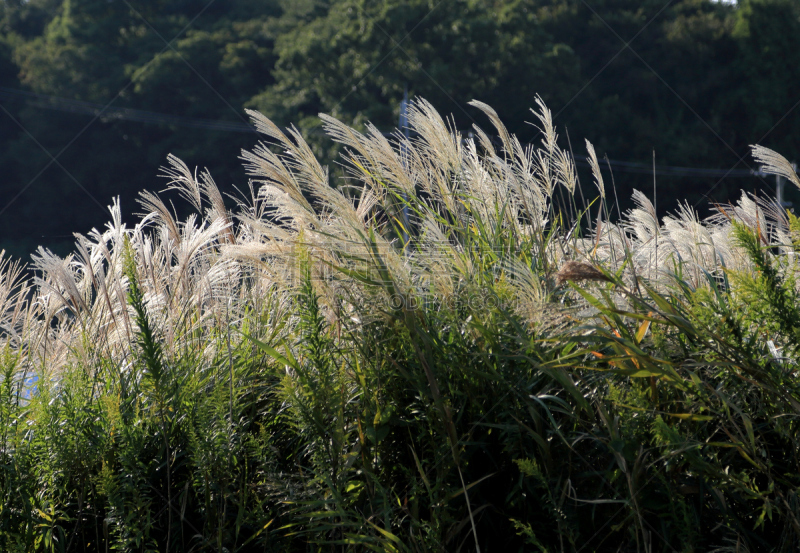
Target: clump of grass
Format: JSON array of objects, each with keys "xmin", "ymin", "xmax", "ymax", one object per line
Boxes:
[{"xmin": 3, "ymin": 96, "xmax": 800, "ymax": 551}]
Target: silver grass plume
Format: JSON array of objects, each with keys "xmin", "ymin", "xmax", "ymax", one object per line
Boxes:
[
  {"xmin": 585, "ymin": 139, "xmax": 605, "ymax": 199},
  {"xmin": 751, "ymin": 145, "xmax": 800, "ymax": 190}
]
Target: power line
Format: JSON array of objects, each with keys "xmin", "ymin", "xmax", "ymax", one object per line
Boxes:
[
  {"xmin": 0, "ymin": 85, "xmax": 772, "ymax": 179},
  {"xmin": 573, "ymin": 155, "xmax": 756, "ymax": 179},
  {"xmin": 0, "ymin": 85, "xmax": 255, "ymax": 133}
]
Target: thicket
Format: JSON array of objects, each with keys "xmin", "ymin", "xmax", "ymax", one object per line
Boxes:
[{"xmin": 2, "ymin": 98, "xmax": 800, "ymax": 552}]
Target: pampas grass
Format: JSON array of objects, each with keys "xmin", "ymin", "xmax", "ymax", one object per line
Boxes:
[
  {"xmin": 3, "ymin": 97, "xmax": 800, "ymax": 551},
  {"xmin": 5, "ymin": 97, "xmax": 794, "ymax": 381}
]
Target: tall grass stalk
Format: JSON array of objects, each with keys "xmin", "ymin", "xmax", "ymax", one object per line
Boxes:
[{"xmin": 2, "ymin": 97, "xmax": 800, "ymax": 551}]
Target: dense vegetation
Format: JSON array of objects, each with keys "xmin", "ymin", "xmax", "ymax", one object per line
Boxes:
[
  {"xmin": 2, "ymin": 0, "xmax": 800, "ymax": 259},
  {"xmin": 3, "ymin": 97, "xmax": 800, "ymax": 551}
]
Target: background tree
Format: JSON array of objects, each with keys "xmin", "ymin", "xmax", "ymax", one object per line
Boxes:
[
  {"xmin": 2, "ymin": 0, "xmax": 800, "ymax": 259},
  {"xmin": 0, "ymin": 0, "xmax": 279, "ymax": 257}
]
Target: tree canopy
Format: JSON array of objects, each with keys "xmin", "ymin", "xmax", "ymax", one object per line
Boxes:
[{"xmin": 1, "ymin": 0, "xmax": 799, "ymax": 258}]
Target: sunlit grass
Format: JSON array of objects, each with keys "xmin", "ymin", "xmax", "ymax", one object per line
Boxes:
[{"xmin": 1, "ymin": 97, "xmax": 800, "ymax": 551}]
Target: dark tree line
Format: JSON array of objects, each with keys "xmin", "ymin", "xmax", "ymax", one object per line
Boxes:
[{"xmin": 1, "ymin": 0, "xmax": 799, "ymax": 258}]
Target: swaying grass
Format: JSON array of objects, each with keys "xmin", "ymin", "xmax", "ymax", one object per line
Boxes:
[{"xmin": 3, "ymin": 96, "xmax": 800, "ymax": 551}]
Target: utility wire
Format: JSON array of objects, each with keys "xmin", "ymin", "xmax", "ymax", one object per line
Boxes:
[
  {"xmin": 573, "ymin": 155, "xmax": 756, "ymax": 179},
  {"xmin": 0, "ymin": 85, "xmax": 255, "ymax": 133},
  {"xmin": 0, "ymin": 85, "xmax": 767, "ymax": 179}
]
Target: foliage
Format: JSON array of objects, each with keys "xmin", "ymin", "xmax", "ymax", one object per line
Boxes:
[
  {"xmin": 3, "ymin": 0, "xmax": 800, "ymax": 258},
  {"xmin": 4, "ymin": 93, "xmax": 800, "ymax": 552}
]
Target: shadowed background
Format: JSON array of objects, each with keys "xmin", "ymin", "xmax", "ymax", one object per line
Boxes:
[{"xmin": 2, "ymin": 0, "xmax": 799, "ymax": 260}]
